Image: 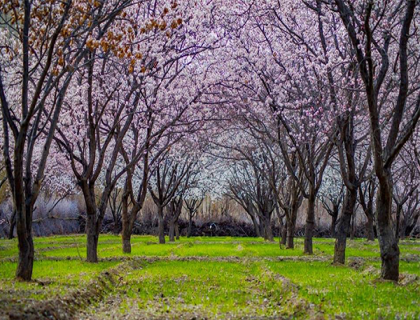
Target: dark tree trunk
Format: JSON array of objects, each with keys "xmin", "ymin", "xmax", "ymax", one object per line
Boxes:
[
  {"xmin": 406, "ymin": 213, "xmax": 419, "ymax": 237},
  {"xmin": 15, "ymin": 215, "xmax": 34, "ymax": 281},
  {"xmin": 366, "ymin": 212, "xmax": 375, "ymax": 241},
  {"xmin": 8, "ymin": 211, "xmax": 16, "ymax": 239},
  {"xmin": 14, "ymin": 137, "xmax": 36, "ymax": 280},
  {"xmin": 81, "ymin": 183, "xmax": 101, "ymax": 263},
  {"xmin": 350, "ymin": 214, "xmax": 355, "ymax": 240},
  {"xmin": 260, "ymin": 218, "xmax": 266, "ymax": 240},
  {"xmin": 281, "ymin": 229, "xmax": 287, "ymax": 245},
  {"xmin": 330, "ymin": 214, "xmax": 337, "ymax": 237},
  {"xmin": 280, "ymin": 216, "xmax": 287, "ymax": 246},
  {"xmin": 251, "ymin": 215, "xmax": 261, "ymax": 238},
  {"xmin": 304, "ymin": 193, "xmax": 316, "ymax": 254},
  {"xmin": 334, "ymin": 189, "xmax": 357, "ymax": 264},
  {"xmin": 169, "ymin": 220, "xmax": 175, "ymax": 242},
  {"xmin": 121, "ymin": 205, "xmax": 142, "ymax": 254},
  {"xmin": 264, "ymin": 216, "xmax": 273, "ymax": 241},
  {"xmin": 399, "ymin": 221, "xmax": 407, "ymax": 240},
  {"xmin": 286, "ymin": 218, "xmax": 295, "ymax": 249},
  {"xmin": 121, "ymin": 192, "xmax": 131, "ymax": 253},
  {"xmin": 395, "ymin": 204, "xmax": 402, "ymax": 241},
  {"xmin": 175, "ymin": 222, "xmax": 180, "ymax": 240},
  {"xmin": 168, "ymin": 198, "xmax": 181, "ymax": 242},
  {"xmin": 86, "ymin": 213, "xmax": 99, "ymax": 263},
  {"xmin": 158, "ymin": 207, "xmax": 165, "ymax": 244},
  {"xmin": 122, "ymin": 230, "xmax": 131, "ymax": 253},
  {"xmin": 187, "ymin": 215, "xmax": 193, "ymax": 238},
  {"xmin": 121, "ymin": 210, "xmax": 132, "ymax": 254},
  {"xmin": 286, "ymin": 203, "xmax": 299, "ymax": 248},
  {"xmin": 376, "ymin": 177, "xmax": 399, "ymax": 281}
]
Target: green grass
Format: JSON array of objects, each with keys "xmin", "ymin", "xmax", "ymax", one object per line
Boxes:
[
  {"xmin": 267, "ymin": 261, "xmax": 420, "ymax": 319},
  {"xmin": 0, "ymin": 260, "xmax": 118, "ymax": 305},
  {"xmin": 1, "ymin": 235, "xmax": 419, "ymax": 319},
  {"xmin": 113, "ymin": 260, "xmax": 299, "ymax": 318},
  {"xmin": 4, "ymin": 234, "xmax": 415, "ymax": 260}
]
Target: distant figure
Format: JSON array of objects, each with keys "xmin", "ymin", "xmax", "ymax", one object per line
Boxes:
[{"xmin": 209, "ymin": 222, "xmax": 217, "ymax": 237}]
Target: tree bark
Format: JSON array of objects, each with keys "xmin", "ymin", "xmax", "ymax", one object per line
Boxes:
[
  {"xmin": 280, "ymin": 215, "xmax": 287, "ymax": 246},
  {"xmin": 330, "ymin": 214, "xmax": 337, "ymax": 237},
  {"xmin": 399, "ymin": 221, "xmax": 407, "ymax": 240},
  {"xmin": 304, "ymin": 192, "xmax": 316, "ymax": 254},
  {"xmin": 175, "ymin": 222, "xmax": 180, "ymax": 240},
  {"xmin": 122, "ymin": 232, "xmax": 131, "ymax": 253},
  {"xmin": 121, "ymin": 206, "xmax": 142, "ymax": 254},
  {"xmin": 15, "ymin": 213, "xmax": 34, "ymax": 281},
  {"xmin": 81, "ymin": 182, "xmax": 101, "ymax": 262},
  {"xmin": 169, "ymin": 220, "xmax": 175, "ymax": 242},
  {"xmin": 406, "ymin": 212, "xmax": 419, "ymax": 237},
  {"xmin": 395, "ymin": 204, "xmax": 402, "ymax": 241},
  {"xmin": 86, "ymin": 213, "xmax": 99, "ymax": 263},
  {"xmin": 264, "ymin": 216, "xmax": 273, "ymax": 241},
  {"xmin": 376, "ymin": 177, "xmax": 399, "ymax": 281},
  {"xmin": 286, "ymin": 218, "xmax": 295, "ymax": 249},
  {"xmin": 333, "ymin": 189, "xmax": 357, "ymax": 264},
  {"xmin": 187, "ymin": 215, "xmax": 193, "ymax": 238},
  {"xmin": 251, "ymin": 214, "xmax": 261, "ymax": 238},
  {"xmin": 121, "ymin": 191, "xmax": 131, "ymax": 253},
  {"xmin": 260, "ymin": 218, "xmax": 266, "ymax": 240},
  {"xmin": 8, "ymin": 211, "xmax": 16, "ymax": 239},
  {"xmin": 121, "ymin": 207, "xmax": 132, "ymax": 254},
  {"xmin": 158, "ymin": 206, "xmax": 165, "ymax": 244},
  {"xmin": 366, "ymin": 212, "xmax": 375, "ymax": 241},
  {"xmin": 350, "ymin": 214, "xmax": 355, "ymax": 240},
  {"xmin": 281, "ymin": 225, "xmax": 287, "ymax": 246}
]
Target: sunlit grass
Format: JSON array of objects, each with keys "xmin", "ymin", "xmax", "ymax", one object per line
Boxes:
[
  {"xmin": 267, "ymin": 261, "xmax": 420, "ymax": 318},
  {"xmin": 3, "ymin": 234, "xmax": 416, "ymax": 260},
  {"xmin": 0, "ymin": 260, "xmax": 118, "ymax": 300},
  {"xmin": 1, "ymin": 235, "xmax": 419, "ymax": 319}
]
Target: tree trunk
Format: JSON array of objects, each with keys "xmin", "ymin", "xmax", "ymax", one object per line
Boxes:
[
  {"xmin": 304, "ymin": 193, "xmax": 316, "ymax": 254},
  {"xmin": 187, "ymin": 215, "xmax": 193, "ymax": 238},
  {"xmin": 251, "ymin": 215, "xmax": 261, "ymax": 238},
  {"xmin": 400, "ymin": 222, "xmax": 407, "ymax": 240},
  {"xmin": 169, "ymin": 220, "xmax": 175, "ymax": 242},
  {"xmin": 81, "ymin": 183, "xmax": 101, "ymax": 262},
  {"xmin": 395, "ymin": 204, "xmax": 402, "ymax": 241},
  {"xmin": 281, "ymin": 225, "xmax": 287, "ymax": 246},
  {"xmin": 15, "ymin": 217, "xmax": 34, "ymax": 281},
  {"xmin": 376, "ymin": 178, "xmax": 399, "ymax": 281},
  {"xmin": 175, "ymin": 222, "xmax": 180, "ymax": 240},
  {"xmin": 260, "ymin": 218, "xmax": 266, "ymax": 240},
  {"xmin": 122, "ymin": 231, "xmax": 131, "ymax": 253},
  {"xmin": 330, "ymin": 214, "xmax": 337, "ymax": 238},
  {"xmin": 8, "ymin": 211, "xmax": 16, "ymax": 239},
  {"xmin": 286, "ymin": 218, "xmax": 294, "ymax": 249},
  {"xmin": 406, "ymin": 213, "xmax": 419, "ymax": 237},
  {"xmin": 350, "ymin": 214, "xmax": 355, "ymax": 240},
  {"xmin": 366, "ymin": 212, "xmax": 375, "ymax": 241},
  {"xmin": 399, "ymin": 212, "xmax": 410, "ymax": 240},
  {"xmin": 121, "ymin": 209, "xmax": 132, "ymax": 254},
  {"xmin": 333, "ymin": 189, "xmax": 357, "ymax": 264},
  {"xmin": 121, "ymin": 193, "xmax": 131, "ymax": 253},
  {"xmin": 280, "ymin": 215, "xmax": 287, "ymax": 246},
  {"xmin": 86, "ymin": 214, "xmax": 99, "ymax": 262},
  {"xmin": 158, "ymin": 208, "xmax": 165, "ymax": 244},
  {"xmin": 264, "ymin": 216, "xmax": 273, "ymax": 241}
]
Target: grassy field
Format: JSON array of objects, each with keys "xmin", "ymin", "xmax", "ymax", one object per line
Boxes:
[{"xmin": 0, "ymin": 235, "xmax": 419, "ymax": 319}]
